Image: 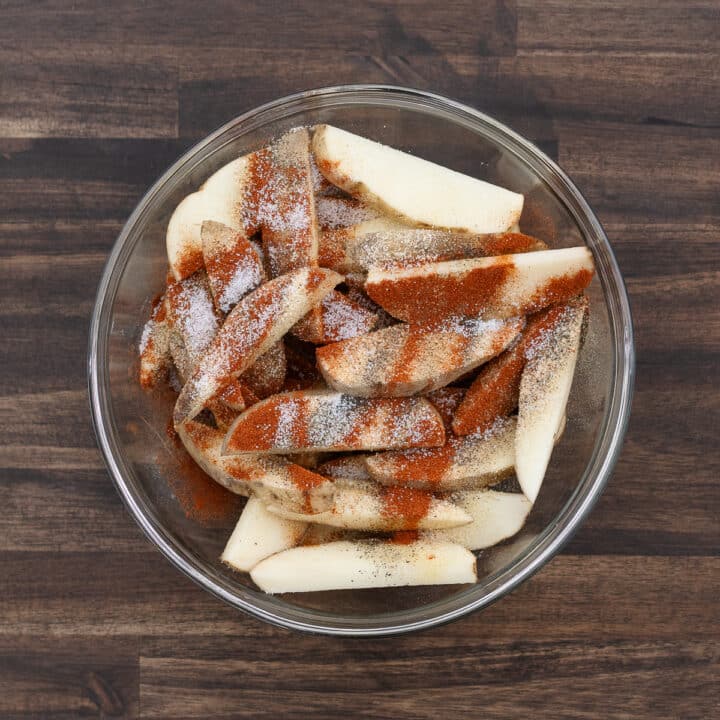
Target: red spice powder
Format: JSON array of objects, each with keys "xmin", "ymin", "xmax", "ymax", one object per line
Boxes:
[
  {"xmin": 444, "ymin": 329, "xmax": 473, "ymax": 378},
  {"xmin": 522, "ymin": 269, "xmax": 593, "ymax": 316},
  {"xmin": 452, "ymin": 342, "xmax": 525, "ymax": 436},
  {"xmin": 316, "ymin": 158, "xmax": 343, "ymax": 180},
  {"xmin": 482, "ymin": 232, "xmax": 543, "ymax": 256},
  {"xmin": 366, "ymin": 259, "xmax": 515, "ymax": 324},
  {"xmin": 305, "ymin": 268, "xmax": 329, "ymax": 293},
  {"xmin": 522, "ymin": 302, "xmax": 572, "ymax": 349},
  {"xmin": 381, "ymin": 486, "xmax": 432, "ymax": 528},
  {"xmin": 224, "ymin": 399, "xmax": 280, "ymax": 452},
  {"xmin": 174, "ymin": 249, "xmax": 205, "ymax": 281},
  {"xmin": 290, "ymin": 398, "xmax": 311, "ymax": 448},
  {"xmin": 162, "ymin": 422, "xmax": 241, "ymax": 523},
  {"xmin": 385, "ymin": 445, "xmax": 454, "ymax": 488},
  {"xmin": 152, "ymin": 292, "xmax": 167, "ymax": 323},
  {"xmin": 224, "ymin": 394, "xmax": 312, "ymax": 452}
]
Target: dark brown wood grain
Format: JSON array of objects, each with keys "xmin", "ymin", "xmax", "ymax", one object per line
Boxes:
[{"xmin": 1, "ymin": 1, "xmax": 718, "ymax": 718}]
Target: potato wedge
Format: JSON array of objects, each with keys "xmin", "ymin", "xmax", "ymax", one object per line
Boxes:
[
  {"xmin": 365, "ymin": 417, "xmax": 516, "ymax": 491},
  {"xmin": 250, "ymin": 539, "xmax": 477, "ymax": 593},
  {"xmin": 316, "ymin": 316, "xmax": 523, "ymax": 397},
  {"xmin": 312, "ymin": 124, "xmax": 523, "ymax": 234},
  {"xmin": 516, "ymin": 298, "xmax": 588, "ymax": 503},
  {"xmin": 222, "ymin": 390, "xmax": 445, "ymax": 454},
  {"xmin": 221, "ymin": 496, "xmax": 307, "ymax": 572},
  {"xmin": 423, "ymin": 490, "xmax": 531, "ymax": 550},
  {"xmin": 318, "ymin": 216, "xmax": 405, "ymax": 272},
  {"xmin": 248, "ymin": 128, "xmax": 320, "ymax": 277},
  {"xmin": 165, "ymin": 271, "xmax": 220, "ymax": 362},
  {"xmin": 365, "ymin": 247, "xmax": 595, "ymax": 324}
]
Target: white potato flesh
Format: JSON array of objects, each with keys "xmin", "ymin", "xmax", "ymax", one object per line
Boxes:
[
  {"xmin": 424, "ymin": 490, "xmax": 531, "ymax": 550},
  {"xmin": 221, "ymin": 496, "xmax": 307, "ymax": 572},
  {"xmin": 250, "ymin": 540, "xmax": 477, "ymax": 593},
  {"xmin": 312, "ymin": 125, "xmax": 523, "ymax": 234}
]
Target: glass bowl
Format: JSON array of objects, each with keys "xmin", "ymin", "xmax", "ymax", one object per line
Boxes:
[{"xmin": 88, "ymin": 85, "xmax": 634, "ymax": 636}]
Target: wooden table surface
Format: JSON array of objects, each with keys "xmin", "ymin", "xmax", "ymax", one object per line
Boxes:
[{"xmin": 2, "ymin": 2, "xmax": 719, "ymax": 718}]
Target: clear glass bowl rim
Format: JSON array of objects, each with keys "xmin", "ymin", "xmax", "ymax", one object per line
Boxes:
[{"xmin": 88, "ymin": 84, "xmax": 635, "ymax": 637}]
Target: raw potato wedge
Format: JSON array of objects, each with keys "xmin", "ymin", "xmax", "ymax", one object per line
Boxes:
[
  {"xmin": 250, "ymin": 540, "xmax": 477, "ymax": 593},
  {"xmin": 365, "ymin": 417, "xmax": 516, "ymax": 492},
  {"xmin": 329, "ymin": 229, "xmax": 547, "ymax": 273},
  {"xmin": 222, "ymin": 496, "xmax": 307, "ymax": 572},
  {"xmin": 318, "ymin": 217, "xmax": 405, "ymax": 272},
  {"xmin": 291, "ymin": 290, "xmax": 378, "ymax": 344},
  {"xmin": 167, "ymin": 156, "xmax": 251, "ymax": 280},
  {"xmin": 176, "ymin": 420, "xmax": 336, "ymax": 512},
  {"xmin": 222, "ymin": 390, "xmax": 445, "ymax": 454},
  {"xmin": 173, "ymin": 267, "xmax": 341, "ymax": 424},
  {"xmin": 139, "ymin": 294, "xmax": 172, "ymax": 389},
  {"xmin": 424, "ymin": 490, "xmax": 532, "ymax": 550},
  {"xmin": 365, "ymin": 247, "xmax": 595, "ymax": 324},
  {"xmin": 247, "ymin": 128, "xmax": 326, "ymax": 341},
  {"xmin": 262, "ymin": 478, "xmax": 472, "ymax": 531},
  {"xmin": 312, "ymin": 124, "xmax": 523, "ymax": 234},
  {"xmin": 201, "ymin": 220, "xmax": 265, "ymax": 313},
  {"xmin": 316, "ymin": 316, "xmax": 523, "ymax": 397},
  {"xmin": 247, "ymin": 128, "xmax": 320, "ymax": 277},
  {"xmin": 516, "ymin": 298, "xmax": 588, "ymax": 503}
]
